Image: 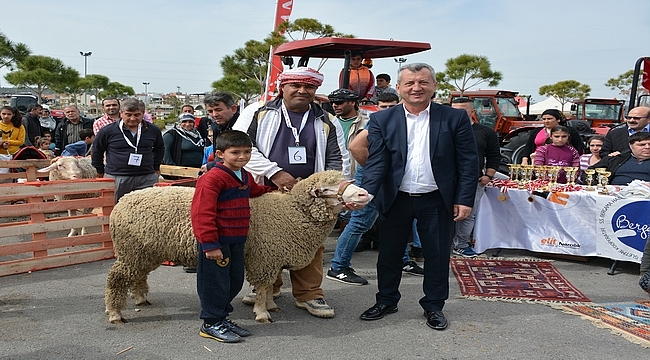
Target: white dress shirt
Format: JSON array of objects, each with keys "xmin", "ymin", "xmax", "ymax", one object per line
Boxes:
[{"xmin": 399, "ymin": 104, "xmax": 438, "ymax": 194}]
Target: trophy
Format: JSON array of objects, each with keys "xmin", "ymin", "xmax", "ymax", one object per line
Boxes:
[
  {"xmin": 564, "ymin": 166, "xmax": 579, "ymax": 185},
  {"xmin": 598, "ymin": 171, "xmax": 612, "ymax": 194},
  {"xmin": 512, "ymin": 164, "xmax": 523, "ymax": 188},
  {"xmin": 595, "ymin": 168, "xmax": 607, "ymax": 190},
  {"xmin": 584, "ymin": 169, "xmax": 596, "ymax": 191},
  {"xmin": 508, "ymin": 164, "xmax": 517, "ymax": 181}
]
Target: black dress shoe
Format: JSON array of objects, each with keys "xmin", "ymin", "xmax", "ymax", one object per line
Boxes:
[
  {"xmin": 360, "ymin": 303, "xmax": 398, "ymax": 321},
  {"xmin": 424, "ymin": 310, "xmax": 448, "ymax": 330}
]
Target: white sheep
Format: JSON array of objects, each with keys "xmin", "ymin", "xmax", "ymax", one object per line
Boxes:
[
  {"xmin": 104, "ymin": 170, "xmax": 369, "ymax": 324},
  {"xmin": 38, "ymin": 156, "xmax": 98, "ymax": 237}
]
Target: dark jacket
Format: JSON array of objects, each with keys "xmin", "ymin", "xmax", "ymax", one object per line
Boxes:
[
  {"xmin": 521, "ymin": 126, "xmax": 584, "ymax": 162},
  {"xmin": 22, "ymin": 112, "xmax": 42, "ymax": 146},
  {"xmin": 579, "ymin": 151, "xmax": 631, "ymax": 184},
  {"xmin": 91, "ymin": 120, "xmax": 164, "ymax": 176},
  {"xmin": 54, "ymin": 117, "xmax": 94, "ymax": 156},
  {"xmin": 600, "ymin": 125, "xmax": 630, "ymax": 158},
  {"xmin": 361, "ymin": 103, "xmax": 478, "ymax": 215}
]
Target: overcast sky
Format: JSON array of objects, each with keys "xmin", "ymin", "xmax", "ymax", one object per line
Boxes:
[{"xmin": 2, "ymin": 0, "xmax": 648, "ymax": 102}]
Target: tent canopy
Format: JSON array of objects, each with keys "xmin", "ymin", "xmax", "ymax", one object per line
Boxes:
[{"xmin": 519, "ymin": 97, "xmax": 569, "ymax": 115}]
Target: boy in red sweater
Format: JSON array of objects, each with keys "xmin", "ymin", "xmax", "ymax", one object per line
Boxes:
[{"xmin": 191, "ymin": 130, "xmax": 273, "ymax": 343}]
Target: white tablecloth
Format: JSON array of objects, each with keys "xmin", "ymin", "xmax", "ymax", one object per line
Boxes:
[{"xmin": 474, "ymin": 187, "xmax": 649, "ymax": 263}]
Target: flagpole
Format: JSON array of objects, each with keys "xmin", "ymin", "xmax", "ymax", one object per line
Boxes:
[{"xmin": 263, "ymin": 45, "xmax": 273, "ymax": 102}]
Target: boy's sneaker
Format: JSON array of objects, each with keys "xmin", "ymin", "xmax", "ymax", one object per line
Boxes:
[
  {"xmin": 295, "ymin": 298, "xmax": 335, "ymax": 318},
  {"xmin": 222, "ymin": 318, "xmax": 251, "ymax": 337},
  {"xmin": 402, "ymin": 261, "xmax": 424, "ymax": 276},
  {"xmin": 409, "ymin": 246, "xmax": 424, "ymax": 262},
  {"xmin": 326, "ymin": 268, "xmax": 368, "ymax": 285},
  {"xmin": 241, "ymin": 289, "xmax": 281, "ymax": 305},
  {"xmin": 640, "ymin": 271, "xmax": 650, "ymax": 293},
  {"xmin": 453, "ymin": 247, "xmax": 478, "ymax": 258},
  {"xmin": 200, "ymin": 322, "xmax": 241, "ymax": 343}
]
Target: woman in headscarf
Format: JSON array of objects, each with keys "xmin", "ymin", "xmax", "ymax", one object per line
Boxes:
[
  {"xmin": 521, "ymin": 109, "xmax": 584, "ymax": 164},
  {"xmin": 163, "ymin": 113, "xmax": 204, "ymax": 169},
  {"xmin": 39, "ymin": 105, "xmax": 57, "ymax": 135}
]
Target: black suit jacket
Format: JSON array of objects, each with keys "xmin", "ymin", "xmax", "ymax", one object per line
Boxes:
[
  {"xmin": 361, "ymin": 103, "xmax": 479, "ymax": 215},
  {"xmin": 600, "ymin": 125, "xmax": 629, "ymax": 157}
]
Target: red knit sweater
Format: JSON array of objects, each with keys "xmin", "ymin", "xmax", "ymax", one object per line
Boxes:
[{"xmin": 191, "ymin": 163, "xmax": 273, "ymax": 252}]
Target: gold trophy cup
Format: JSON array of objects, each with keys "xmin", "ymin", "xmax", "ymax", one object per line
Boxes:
[{"xmin": 584, "ymin": 169, "xmax": 596, "ymax": 191}]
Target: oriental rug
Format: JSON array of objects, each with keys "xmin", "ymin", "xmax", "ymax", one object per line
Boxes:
[
  {"xmin": 450, "ymin": 258, "xmax": 590, "ymax": 303},
  {"xmin": 563, "ymin": 300, "xmax": 650, "ymax": 348}
]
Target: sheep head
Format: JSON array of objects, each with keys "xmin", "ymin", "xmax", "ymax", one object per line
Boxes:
[
  {"xmin": 38, "ymin": 156, "xmax": 97, "ymax": 180},
  {"xmin": 291, "ymin": 170, "xmax": 370, "ymax": 221}
]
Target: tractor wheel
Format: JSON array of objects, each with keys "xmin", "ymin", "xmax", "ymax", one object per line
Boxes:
[{"xmin": 503, "ymin": 132, "xmax": 530, "ymax": 165}]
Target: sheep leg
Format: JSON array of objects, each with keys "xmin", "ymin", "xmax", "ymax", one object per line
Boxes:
[
  {"xmin": 253, "ymin": 284, "xmax": 273, "ymax": 323},
  {"xmin": 67, "ymin": 209, "xmax": 79, "ymax": 237},
  {"xmin": 80, "ymin": 208, "xmax": 92, "ymax": 235},
  {"xmin": 130, "ymin": 268, "xmax": 153, "ymax": 306},
  {"xmin": 266, "ymin": 286, "xmax": 280, "ymax": 313},
  {"xmin": 105, "ymin": 260, "xmax": 132, "ymax": 324}
]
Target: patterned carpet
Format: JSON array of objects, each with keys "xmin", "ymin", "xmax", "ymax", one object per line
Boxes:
[
  {"xmin": 450, "ymin": 258, "xmax": 590, "ymax": 303},
  {"xmin": 563, "ymin": 300, "xmax": 650, "ymax": 348}
]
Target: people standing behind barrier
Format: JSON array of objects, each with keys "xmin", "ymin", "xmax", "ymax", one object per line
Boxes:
[
  {"xmin": 91, "ymin": 98, "xmax": 164, "ymax": 202},
  {"xmin": 36, "ymin": 136, "xmax": 54, "ymax": 159},
  {"xmin": 21, "ymin": 103, "xmax": 43, "ymax": 146},
  {"xmin": 580, "ymin": 132, "xmax": 650, "ymax": 185},
  {"xmin": 533, "ymin": 126, "xmax": 580, "ymax": 184},
  {"xmin": 39, "ymin": 105, "xmax": 57, "ymax": 135},
  {"xmin": 600, "ymin": 106, "xmax": 650, "ymax": 158},
  {"xmin": 233, "ymin": 67, "xmax": 351, "ymax": 319},
  {"xmin": 370, "ymin": 73, "xmax": 399, "ymax": 103},
  {"xmin": 201, "ymin": 92, "xmax": 240, "ymax": 171},
  {"xmin": 54, "ymin": 105, "xmax": 94, "ymax": 156},
  {"xmin": 339, "ymin": 52, "xmax": 375, "ymax": 102},
  {"xmin": 61, "ymin": 129, "xmax": 94, "ymax": 157},
  {"xmin": 579, "ymin": 135, "xmax": 605, "ymax": 172},
  {"xmin": 191, "ymin": 130, "xmax": 274, "ymax": 343},
  {"xmin": 450, "ymin": 97, "xmax": 501, "ymax": 258},
  {"xmin": 521, "ymin": 109, "xmax": 583, "ymax": 164},
  {"xmin": 359, "ymin": 63, "xmax": 478, "ymax": 331},
  {"xmin": 163, "ymin": 113, "xmax": 204, "ymax": 169},
  {"xmin": 0, "ymin": 106, "xmax": 26, "ymax": 155},
  {"xmin": 93, "ymin": 97, "xmax": 121, "ymax": 134}
]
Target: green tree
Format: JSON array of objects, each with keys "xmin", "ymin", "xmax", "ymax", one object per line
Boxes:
[
  {"xmin": 0, "ymin": 32, "xmax": 30, "ymax": 70},
  {"xmin": 100, "ymin": 82, "xmax": 135, "ymax": 98},
  {"xmin": 605, "ymin": 70, "xmax": 647, "ymax": 99},
  {"xmin": 212, "ymin": 19, "xmax": 353, "ymax": 101},
  {"xmin": 277, "ymin": 18, "xmax": 354, "ymax": 41},
  {"xmin": 433, "ymin": 71, "xmax": 456, "ymax": 101},
  {"xmin": 4, "ymin": 55, "xmax": 79, "ymax": 103},
  {"xmin": 50, "ymin": 68, "xmax": 82, "ymax": 106},
  {"xmin": 539, "ymin": 80, "xmax": 591, "ymax": 112},
  {"xmin": 79, "ymin": 74, "xmax": 109, "ymax": 111},
  {"xmin": 441, "ymin": 54, "xmax": 502, "ymax": 94}
]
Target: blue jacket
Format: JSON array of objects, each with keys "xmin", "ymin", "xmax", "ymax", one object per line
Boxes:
[{"xmin": 361, "ymin": 103, "xmax": 479, "ymax": 215}]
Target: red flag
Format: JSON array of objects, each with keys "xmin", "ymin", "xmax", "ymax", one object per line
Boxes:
[
  {"xmin": 642, "ymin": 58, "xmax": 650, "ymax": 91},
  {"xmin": 263, "ymin": 0, "xmax": 294, "ymax": 101}
]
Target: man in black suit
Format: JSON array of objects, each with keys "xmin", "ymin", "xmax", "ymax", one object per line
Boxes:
[
  {"xmin": 600, "ymin": 106, "xmax": 650, "ymax": 157},
  {"xmin": 359, "ymin": 63, "xmax": 478, "ymax": 330}
]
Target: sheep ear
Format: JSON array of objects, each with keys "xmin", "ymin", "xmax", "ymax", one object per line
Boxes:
[{"xmin": 309, "ymin": 188, "xmax": 321, "ymax": 197}]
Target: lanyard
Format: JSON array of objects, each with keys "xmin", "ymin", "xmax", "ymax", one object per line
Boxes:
[
  {"xmin": 281, "ymin": 103, "xmax": 310, "ymax": 146},
  {"xmin": 119, "ymin": 120, "xmax": 142, "ymax": 153}
]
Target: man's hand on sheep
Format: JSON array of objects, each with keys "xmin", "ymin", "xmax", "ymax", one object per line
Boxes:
[
  {"xmin": 453, "ymin": 204, "xmax": 472, "ymax": 221},
  {"xmin": 205, "ymin": 248, "xmax": 223, "ymax": 261},
  {"xmin": 270, "ymin": 170, "xmax": 298, "ymax": 191}
]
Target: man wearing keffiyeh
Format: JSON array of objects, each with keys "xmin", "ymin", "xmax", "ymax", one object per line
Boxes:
[{"xmin": 233, "ymin": 67, "xmax": 353, "ymax": 319}]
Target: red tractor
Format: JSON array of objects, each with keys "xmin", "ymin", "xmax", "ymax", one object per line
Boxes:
[{"xmin": 569, "ymin": 98, "xmax": 625, "ymax": 135}]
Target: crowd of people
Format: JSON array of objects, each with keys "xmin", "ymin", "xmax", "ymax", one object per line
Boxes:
[{"xmin": 2, "ymin": 61, "xmax": 649, "ymax": 344}]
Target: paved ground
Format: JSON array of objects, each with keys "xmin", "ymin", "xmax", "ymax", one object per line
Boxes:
[{"xmin": 1, "ymin": 230, "xmax": 648, "ymax": 360}]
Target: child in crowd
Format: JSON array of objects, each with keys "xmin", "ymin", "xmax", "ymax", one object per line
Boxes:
[
  {"xmin": 61, "ymin": 129, "xmax": 94, "ymax": 156},
  {"xmin": 42, "ymin": 131, "xmax": 56, "ymax": 151},
  {"xmin": 190, "ymin": 130, "xmax": 273, "ymax": 343},
  {"xmin": 533, "ymin": 125, "xmax": 580, "ymax": 183},
  {"xmin": 36, "ymin": 136, "xmax": 54, "ymax": 159},
  {"xmin": 202, "ymin": 127, "xmax": 214, "ymax": 165}
]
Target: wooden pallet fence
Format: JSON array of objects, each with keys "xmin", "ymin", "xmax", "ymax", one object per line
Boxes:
[
  {"xmin": 0, "ymin": 159, "xmax": 52, "ymax": 182},
  {"xmin": 0, "ymin": 178, "xmax": 116, "ymax": 277}
]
